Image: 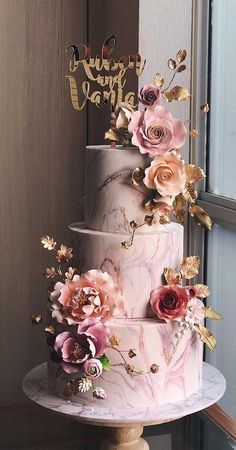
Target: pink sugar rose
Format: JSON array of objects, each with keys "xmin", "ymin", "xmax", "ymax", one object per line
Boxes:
[
  {"xmin": 128, "ymin": 105, "xmax": 186, "ymax": 156},
  {"xmin": 138, "ymin": 84, "xmax": 160, "ymax": 107},
  {"xmin": 143, "ymin": 151, "xmax": 186, "ymax": 197},
  {"xmin": 83, "ymin": 358, "xmax": 103, "ymax": 380},
  {"xmin": 150, "ymin": 285, "xmax": 189, "ymax": 322},
  {"xmin": 50, "ymin": 270, "xmax": 123, "ymax": 324},
  {"xmin": 185, "ymin": 286, "xmax": 198, "ymax": 300},
  {"xmin": 54, "ymin": 318, "xmax": 111, "ymax": 374}
]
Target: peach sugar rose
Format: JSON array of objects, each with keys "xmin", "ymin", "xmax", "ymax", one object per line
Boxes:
[{"xmin": 143, "ymin": 150, "xmax": 186, "ymax": 197}]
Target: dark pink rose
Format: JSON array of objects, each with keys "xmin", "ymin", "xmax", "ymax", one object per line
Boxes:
[
  {"xmin": 150, "ymin": 285, "xmax": 188, "ymax": 321},
  {"xmin": 185, "ymin": 286, "xmax": 197, "ymax": 299},
  {"xmin": 83, "ymin": 358, "xmax": 103, "ymax": 380},
  {"xmin": 138, "ymin": 84, "xmax": 160, "ymax": 107},
  {"xmin": 128, "ymin": 105, "xmax": 186, "ymax": 156},
  {"xmin": 54, "ymin": 318, "xmax": 111, "ymax": 373}
]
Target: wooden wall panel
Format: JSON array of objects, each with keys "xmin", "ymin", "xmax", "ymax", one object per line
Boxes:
[{"xmin": 0, "ymin": 0, "xmax": 86, "ymax": 406}]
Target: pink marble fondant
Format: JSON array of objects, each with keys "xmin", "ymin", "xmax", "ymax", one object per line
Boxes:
[
  {"xmin": 52, "ymin": 319, "xmax": 203, "ymax": 409},
  {"xmin": 70, "ymin": 222, "xmax": 183, "ymax": 319},
  {"xmin": 85, "ymin": 146, "xmax": 151, "ymax": 233}
]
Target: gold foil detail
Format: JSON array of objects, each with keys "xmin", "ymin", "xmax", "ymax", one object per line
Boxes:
[
  {"xmin": 203, "ymin": 306, "xmax": 222, "ymax": 320},
  {"xmin": 200, "ymin": 103, "xmax": 209, "ymax": 113},
  {"xmin": 31, "ymin": 314, "xmax": 42, "ymax": 324},
  {"xmin": 194, "ymin": 324, "xmax": 216, "ymax": 351},
  {"xmin": 131, "ymin": 167, "xmax": 145, "ymax": 186},
  {"xmin": 180, "ymin": 256, "xmax": 200, "ymax": 279},
  {"xmin": 189, "ymin": 204, "xmax": 213, "ymax": 230},
  {"xmin": 185, "ymin": 164, "xmax": 205, "ymax": 183},
  {"xmin": 154, "ymin": 73, "xmax": 164, "ymax": 87},
  {"xmin": 194, "ymin": 284, "xmax": 211, "ymax": 298}
]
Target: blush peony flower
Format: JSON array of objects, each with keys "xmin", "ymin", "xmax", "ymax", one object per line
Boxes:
[
  {"xmin": 54, "ymin": 331, "xmax": 96, "ymax": 373},
  {"xmin": 138, "ymin": 84, "xmax": 160, "ymax": 107},
  {"xmin": 83, "ymin": 358, "xmax": 103, "ymax": 380},
  {"xmin": 50, "ymin": 270, "xmax": 122, "ymax": 324},
  {"xmin": 78, "ymin": 317, "xmax": 111, "ymax": 357},
  {"xmin": 128, "ymin": 105, "xmax": 186, "ymax": 156},
  {"xmin": 143, "ymin": 151, "xmax": 186, "ymax": 197},
  {"xmin": 54, "ymin": 318, "xmax": 111, "ymax": 373},
  {"xmin": 150, "ymin": 285, "xmax": 189, "ymax": 321}
]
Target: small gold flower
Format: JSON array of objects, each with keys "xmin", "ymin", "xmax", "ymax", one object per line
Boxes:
[
  {"xmin": 41, "ymin": 236, "xmax": 56, "ymax": 250},
  {"xmin": 128, "ymin": 349, "xmax": 137, "ymax": 359},
  {"xmin": 45, "ymin": 267, "xmax": 57, "ymax": 279},
  {"xmin": 56, "ymin": 245, "xmax": 73, "ymax": 263},
  {"xmin": 109, "ymin": 335, "xmax": 121, "ymax": 347},
  {"xmin": 65, "ymin": 267, "xmax": 76, "ymax": 280}
]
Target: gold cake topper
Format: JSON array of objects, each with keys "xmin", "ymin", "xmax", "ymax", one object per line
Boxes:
[{"xmin": 66, "ymin": 35, "xmax": 146, "ymax": 111}]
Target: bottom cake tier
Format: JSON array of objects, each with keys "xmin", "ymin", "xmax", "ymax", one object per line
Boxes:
[{"xmin": 48, "ymin": 319, "xmax": 203, "ymax": 409}]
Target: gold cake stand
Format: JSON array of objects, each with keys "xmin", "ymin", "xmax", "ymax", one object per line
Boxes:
[{"xmin": 23, "ymin": 362, "xmax": 225, "ymax": 449}]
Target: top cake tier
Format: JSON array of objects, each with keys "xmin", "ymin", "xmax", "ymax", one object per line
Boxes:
[{"xmin": 85, "ymin": 146, "xmax": 151, "ymax": 233}]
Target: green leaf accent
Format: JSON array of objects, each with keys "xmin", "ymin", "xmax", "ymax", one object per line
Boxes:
[{"xmin": 99, "ymin": 354, "xmax": 110, "ymax": 372}]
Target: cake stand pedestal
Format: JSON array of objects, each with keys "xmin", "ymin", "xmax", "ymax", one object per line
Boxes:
[{"xmin": 23, "ymin": 362, "xmax": 225, "ymax": 450}]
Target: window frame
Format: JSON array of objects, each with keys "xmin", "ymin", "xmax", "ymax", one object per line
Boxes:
[{"xmin": 191, "ymin": 0, "xmax": 236, "ymax": 438}]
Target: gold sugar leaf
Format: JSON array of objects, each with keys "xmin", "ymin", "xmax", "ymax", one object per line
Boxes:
[
  {"xmin": 170, "ymin": 86, "xmax": 190, "ymax": 101},
  {"xmin": 168, "ymin": 59, "xmax": 177, "ymax": 70},
  {"xmin": 184, "ymin": 183, "xmax": 198, "ymax": 203},
  {"xmin": 159, "ymin": 214, "xmax": 170, "ymax": 224},
  {"xmin": 44, "ymin": 325, "xmax": 55, "ymax": 334},
  {"xmin": 104, "ymin": 128, "xmax": 119, "ymax": 142},
  {"xmin": 162, "ymin": 91, "xmax": 173, "ymax": 102},
  {"xmin": 31, "ymin": 314, "xmax": 42, "ymax": 324},
  {"xmin": 203, "ymin": 306, "xmax": 222, "ymax": 321},
  {"xmin": 194, "ymin": 284, "xmax": 211, "ymax": 298},
  {"xmin": 128, "ymin": 349, "xmax": 137, "ymax": 359},
  {"xmin": 109, "ymin": 335, "xmax": 120, "ymax": 347},
  {"xmin": 144, "ymin": 214, "xmax": 155, "ymax": 226},
  {"xmin": 194, "ymin": 324, "xmax": 216, "ymax": 351},
  {"xmin": 131, "ymin": 167, "xmax": 145, "ymax": 186},
  {"xmin": 177, "ymin": 64, "xmax": 187, "ymax": 73},
  {"xmin": 173, "ymin": 193, "xmax": 186, "ymax": 225},
  {"xmin": 180, "ymin": 256, "xmax": 200, "ymax": 279},
  {"xmin": 163, "ymin": 268, "xmax": 181, "ymax": 285},
  {"xmin": 185, "ymin": 165, "xmax": 205, "ymax": 183},
  {"xmin": 200, "ymin": 104, "xmax": 209, "ymax": 113},
  {"xmin": 154, "ymin": 73, "xmax": 164, "ymax": 87},
  {"xmin": 189, "ymin": 129, "xmax": 199, "ymax": 137},
  {"xmin": 176, "ymin": 49, "xmax": 187, "ymax": 63},
  {"xmin": 189, "ymin": 205, "xmax": 213, "ymax": 230}
]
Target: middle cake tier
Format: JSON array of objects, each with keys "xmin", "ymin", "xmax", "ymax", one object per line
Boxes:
[{"xmin": 70, "ymin": 222, "xmax": 183, "ymax": 319}]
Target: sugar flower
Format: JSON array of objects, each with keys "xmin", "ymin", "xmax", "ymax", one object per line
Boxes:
[
  {"xmin": 50, "ymin": 269, "xmax": 123, "ymax": 324},
  {"xmin": 54, "ymin": 318, "xmax": 111, "ymax": 373},
  {"xmin": 128, "ymin": 105, "xmax": 186, "ymax": 156},
  {"xmin": 150, "ymin": 285, "xmax": 189, "ymax": 321},
  {"xmin": 143, "ymin": 151, "xmax": 186, "ymax": 197}
]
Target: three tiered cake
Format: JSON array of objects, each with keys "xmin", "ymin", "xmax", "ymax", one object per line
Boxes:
[{"xmin": 41, "ymin": 49, "xmax": 220, "ymax": 410}]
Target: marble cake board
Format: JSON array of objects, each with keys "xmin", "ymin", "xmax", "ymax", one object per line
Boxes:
[{"xmin": 23, "ymin": 362, "xmax": 226, "ymax": 450}]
